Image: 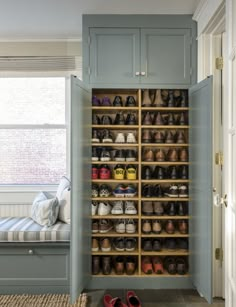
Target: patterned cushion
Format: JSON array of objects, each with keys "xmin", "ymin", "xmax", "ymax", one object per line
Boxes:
[{"xmin": 0, "ymin": 217, "xmax": 70, "ymax": 242}]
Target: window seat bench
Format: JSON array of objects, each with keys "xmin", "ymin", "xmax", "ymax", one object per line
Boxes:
[{"xmin": 0, "ymin": 217, "xmax": 70, "ymax": 295}]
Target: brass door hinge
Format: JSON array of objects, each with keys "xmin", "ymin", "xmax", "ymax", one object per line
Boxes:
[
  {"xmin": 215, "ymin": 248, "xmax": 223, "ymax": 261},
  {"xmin": 215, "ymin": 152, "xmax": 223, "ymax": 165},
  {"xmin": 216, "ymin": 57, "xmax": 223, "ymax": 70}
]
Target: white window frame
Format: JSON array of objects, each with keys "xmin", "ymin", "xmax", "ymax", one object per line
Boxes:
[{"xmin": 0, "ymin": 72, "xmax": 71, "ymax": 193}]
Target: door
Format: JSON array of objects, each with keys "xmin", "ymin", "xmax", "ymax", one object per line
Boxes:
[
  {"xmin": 70, "ymin": 76, "xmax": 91, "ymax": 303},
  {"xmin": 189, "ymin": 76, "xmax": 213, "ymax": 304},
  {"xmin": 89, "ymin": 28, "xmax": 140, "ymax": 85},
  {"xmin": 141, "ymin": 28, "xmax": 191, "ymax": 85}
]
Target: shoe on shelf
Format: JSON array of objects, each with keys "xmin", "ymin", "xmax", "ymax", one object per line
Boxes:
[
  {"xmin": 153, "ymin": 130, "xmax": 165, "ymax": 143},
  {"xmin": 125, "ymin": 113, "xmax": 137, "ymax": 125},
  {"xmin": 165, "ymin": 220, "xmax": 175, "ymax": 234},
  {"xmin": 124, "ymin": 201, "xmax": 137, "ymax": 215},
  {"xmin": 167, "ymin": 149, "xmax": 178, "ymax": 162},
  {"xmin": 114, "ymin": 256, "xmax": 125, "ymax": 275},
  {"xmin": 153, "ymin": 184, "xmax": 163, "ymax": 197},
  {"xmin": 104, "ymin": 294, "xmax": 128, "ymax": 307},
  {"xmin": 153, "ymin": 239, "xmax": 162, "ymax": 251},
  {"xmin": 153, "ymin": 201, "xmax": 164, "ymax": 216},
  {"xmin": 167, "ymin": 90, "xmax": 175, "ymax": 107},
  {"xmin": 142, "ymin": 220, "xmax": 152, "ymax": 234},
  {"xmin": 142, "ymin": 129, "xmax": 152, "ymax": 143},
  {"xmin": 143, "ymin": 148, "xmax": 154, "ymax": 162},
  {"xmin": 92, "ymin": 147, "xmax": 99, "ymax": 161},
  {"xmin": 165, "ymin": 184, "xmax": 178, "ymax": 198},
  {"xmin": 142, "ymin": 201, "xmax": 153, "ymax": 215},
  {"xmin": 152, "ymin": 256, "xmax": 164, "ymax": 274},
  {"xmin": 178, "ymin": 184, "xmax": 188, "ymax": 198},
  {"xmin": 125, "ymin": 256, "xmax": 136, "ymax": 275},
  {"xmin": 126, "ymin": 149, "xmax": 137, "ymax": 162},
  {"xmin": 141, "ymin": 256, "xmax": 153, "ymax": 274},
  {"xmin": 92, "ymin": 96, "xmax": 101, "ymax": 106},
  {"xmin": 125, "ymin": 238, "xmax": 137, "ymax": 251},
  {"xmin": 166, "ymin": 202, "xmax": 176, "ymax": 216},
  {"xmin": 101, "ymin": 115, "xmax": 113, "ymax": 125},
  {"xmin": 113, "ymin": 237, "xmax": 125, "ymax": 252},
  {"xmin": 153, "ymin": 112, "xmax": 165, "ymax": 125},
  {"xmin": 142, "ymin": 238, "xmax": 153, "ymax": 251},
  {"xmin": 142, "ymin": 184, "xmax": 153, "ymax": 198},
  {"xmin": 165, "ymin": 131, "xmax": 175, "ymax": 144},
  {"xmin": 178, "ymin": 202, "xmax": 187, "ymax": 216},
  {"xmin": 177, "ymin": 238, "xmax": 188, "ymax": 251},
  {"xmin": 114, "ymin": 111, "xmax": 125, "ymax": 125},
  {"xmin": 115, "ymin": 132, "xmax": 125, "ymax": 143},
  {"xmin": 113, "ymin": 164, "xmax": 125, "ymax": 180},
  {"xmin": 126, "ymin": 290, "xmax": 141, "ymax": 307},
  {"xmin": 142, "ymin": 166, "xmax": 152, "ymax": 180},
  {"xmin": 126, "ymin": 132, "xmax": 137, "ymax": 143},
  {"xmin": 173, "ymin": 90, "xmax": 182, "ymax": 107},
  {"xmin": 126, "ymin": 165, "xmax": 137, "ymax": 180},
  {"xmin": 92, "ymin": 238, "xmax": 99, "ymax": 252},
  {"xmin": 92, "ymin": 256, "xmax": 100, "ymax": 275},
  {"xmin": 176, "ymin": 257, "xmax": 188, "ymax": 275},
  {"xmin": 165, "ymin": 238, "xmax": 177, "ymax": 251},
  {"xmin": 113, "ymin": 95, "xmax": 123, "ymax": 107},
  {"xmin": 100, "ymin": 148, "xmax": 111, "ymax": 162},
  {"xmin": 161, "ymin": 89, "xmax": 170, "ymax": 105},
  {"xmin": 179, "ymin": 165, "xmax": 188, "ymax": 179},
  {"xmin": 98, "ymin": 202, "xmax": 112, "ymax": 216},
  {"xmin": 142, "ymin": 89, "xmax": 152, "ymax": 107},
  {"xmin": 168, "ymin": 166, "xmax": 178, "ymax": 179},
  {"xmin": 166, "ymin": 113, "xmax": 175, "ymax": 125},
  {"xmin": 126, "ymin": 96, "xmax": 136, "ymax": 107},
  {"xmin": 100, "ymin": 238, "xmax": 111, "ymax": 252},
  {"xmin": 92, "ymin": 113, "xmax": 100, "ymax": 125},
  {"xmin": 180, "ymin": 90, "xmax": 188, "ymax": 107},
  {"xmin": 102, "ymin": 256, "xmax": 112, "ymax": 275},
  {"xmin": 91, "ymin": 201, "xmax": 98, "ymax": 216},
  {"xmin": 126, "ymin": 219, "xmax": 136, "ymax": 233},
  {"xmin": 179, "ymin": 148, "xmax": 188, "ymax": 162},
  {"xmin": 111, "ymin": 200, "xmax": 124, "ymax": 215},
  {"xmin": 99, "ymin": 219, "xmax": 113, "ymax": 233},
  {"xmin": 99, "ymin": 164, "xmax": 111, "ymax": 180},
  {"xmin": 92, "ymin": 220, "xmax": 99, "ymax": 233},
  {"xmin": 155, "ymin": 148, "xmax": 166, "ymax": 162},
  {"xmin": 99, "ymin": 184, "xmax": 112, "ymax": 197},
  {"xmin": 102, "ymin": 129, "xmax": 113, "ymax": 143},
  {"xmin": 152, "ymin": 89, "xmax": 167, "ymax": 107},
  {"xmin": 114, "ymin": 149, "xmax": 126, "ymax": 162},
  {"xmin": 92, "ymin": 129, "xmax": 100, "ymax": 143},
  {"xmin": 92, "ymin": 165, "xmax": 99, "ymax": 179},
  {"xmin": 142, "ymin": 111, "xmax": 153, "ymax": 125},
  {"xmin": 176, "ymin": 131, "xmax": 186, "ymax": 144},
  {"xmin": 178, "ymin": 220, "xmax": 188, "ymax": 234},
  {"xmin": 125, "ymin": 184, "xmax": 137, "ymax": 197},
  {"xmin": 152, "ymin": 220, "xmax": 162, "ymax": 234},
  {"xmin": 152, "ymin": 166, "xmax": 165, "ymax": 180},
  {"xmin": 164, "ymin": 256, "xmax": 177, "ymax": 275},
  {"xmin": 113, "ymin": 184, "xmax": 127, "ymax": 197},
  {"xmin": 92, "ymin": 183, "xmax": 99, "ymax": 197},
  {"xmin": 101, "ymin": 96, "xmax": 111, "ymax": 106},
  {"xmin": 115, "ymin": 219, "xmax": 126, "ymax": 234}
]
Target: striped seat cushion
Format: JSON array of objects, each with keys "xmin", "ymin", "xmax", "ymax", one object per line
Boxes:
[{"xmin": 0, "ymin": 217, "xmax": 70, "ymax": 242}]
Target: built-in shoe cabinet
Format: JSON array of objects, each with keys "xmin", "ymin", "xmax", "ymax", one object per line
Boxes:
[{"xmin": 91, "ymin": 88, "xmax": 190, "ymax": 278}]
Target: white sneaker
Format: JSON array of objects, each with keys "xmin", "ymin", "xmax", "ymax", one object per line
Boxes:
[
  {"xmin": 91, "ymin": 201, "xmax": 98, "ymax": 216},
  {"xmin": 126, "ymin": 132, "xmax": 137, "ymax": 143},
  {"xmin": 115, "ymin": 219, "xmax": 126, "ymax": 233},
  {"xmin": 111, "ymin": 201, "xmax": 124, "ymax": 215},
  {"xmin": 126, "ymin": 219, "xmax": 136, "ymax": 233},
  {"xmin": 124, "ymin": 201, "xmax": 137, "ymax": 215},
  {"xmin": 97, "ymin": 202, "xmax": 111, "ymax": 215},
  {"xmin": 115, "ymin": 132, "xmax": 125, "ymax": 143}
]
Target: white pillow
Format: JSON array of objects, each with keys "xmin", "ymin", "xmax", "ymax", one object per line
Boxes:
[
  {"xmin": 58, "ymin": 187, "xmax": 71, "ymax": 224},
  {"xmin": 56, "ymin": 176, "xmax": 71, "ymax": 224},
  {"xmin": 31, "ymin": 192, "xmax": 59, "ymax": 227}
]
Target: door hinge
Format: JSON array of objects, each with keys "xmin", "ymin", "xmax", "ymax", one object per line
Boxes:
[
  {"xmin": 215, "ymin": 248, "xmax": 223, "ymax": 261},
  {"xmin": 88, "ymin": 67, "xmax": 91, "ymax": 76},
  {"xmin": 88, "ymin": 36, "xmax": 91, "ymax": 46},
  {"xmin": 190, "ymin": 37, "xmax": 193, "ymax": 45},
  {"xmin": 216, "ymin": 57, "xmax": 223, "ymax": 70},
  {"xmin": 215, "ymin": 152, "xmax": 223, "ymax": 165}
]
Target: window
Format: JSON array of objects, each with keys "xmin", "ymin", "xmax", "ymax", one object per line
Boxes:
[{"xmin": 0, "ymin": 77, "xmax": 67, "ymax": 185}]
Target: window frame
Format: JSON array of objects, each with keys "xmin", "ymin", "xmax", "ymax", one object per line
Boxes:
[{"xmin": 0, "ymin": 73, "xmax": 71, "ymax": 191}]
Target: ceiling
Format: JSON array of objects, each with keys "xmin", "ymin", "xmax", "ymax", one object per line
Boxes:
[{"xmin": 0, "ymin": 0, "xmax": 200, "ymax": 41}]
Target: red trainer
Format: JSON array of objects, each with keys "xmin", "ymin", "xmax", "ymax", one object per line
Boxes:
[
  {"xmin": 104, "ymin": 294, "xmax": 128, "ymax": 307},
  {"xmin": 126, "ymin": 291, "xmax": 141, "ymax": 307}
]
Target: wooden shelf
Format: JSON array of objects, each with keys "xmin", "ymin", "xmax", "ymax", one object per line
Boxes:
[
  {"xmin": 92, "ymin": 125, "xmax": 139, "ymax": 129},
  {"xmin": 92, "ymin": 179, "xmax": 139, "ymax": 183},
  {"xmin": 92, "ymin": 161, "xmax": 139, "ymax": 165},
  {"xmin": 142, "ymin": 162, "xmax": 190, "ymax": 165},
  {"xmin": 141, "ymin": 197, "xmax": 190, "ymax": 201},
  {"xmin": 92, "ymin": 143, "xmax": 139, "ymax": 147},
  {"xmin": 92, "ymin": 197, "xmax": 140, "ymax": 201},
  {"xmin": 92, "ymin": 107, "xmax": 139, "ymax": 110},
  {"xmin": 92, "ymin": 231, "xmax": 139, "ymax": 237},
  {"xmin": 92, "ymin": 250, "xmax": 139, "ymax": 255},
  {"xmin": 141, "ymin": 233, "xmax": 189, "ymax": 238},
  {"xmin": 141, "ymin": 179, "xmax": 190, "ymax": 183},
  {"xmin": 141, "ymin": 216, "xmax": 190, "ymax": 220},
  {"xmin": 141, "ymin": 143, "xmax": 189, "ymax": 147},
  {"xmin": 93, "ymin": 270, "xmax": 139, "ymax": 277},
  {"xmin": 92, "ymin": 215, "xmax": 139, "ymax": 219},
  {"xmin": 141, "ymin": 125, "xmax": 189, "ymax": 129},
  {"xmin": 141, "ymin": 107, "xmax": 189, "ymax": 111},
  {"xmin": 140, "ymin": 272, "xmax": 190, "ymax": 277},
  {"xmin": 141, "ymin": 250, "xmax": 189, "ymax": 256}
]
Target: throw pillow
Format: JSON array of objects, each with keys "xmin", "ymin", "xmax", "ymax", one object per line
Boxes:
[
  {"xmin": 58, "ymin": 187, "xmax": 71, "ymax": 224},
  {"xmin": 56, "ymin": 176, "xmax": 71, "ymax": 200},
  {"xmin": 31, "ymin": 192, "xmax": 59, "ymax": 227}
]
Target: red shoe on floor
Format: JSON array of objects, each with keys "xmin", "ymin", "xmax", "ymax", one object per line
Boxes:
[
  {"xmin": 126, "ymin": 291, "xmax": 141, "ymax": 307},
  {"xmin": 104, "ymin": 294, "xmax": 128, "ymax": 307}
]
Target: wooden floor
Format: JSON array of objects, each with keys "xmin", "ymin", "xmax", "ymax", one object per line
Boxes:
[{"xmin": 86, "ymin": 289, "xmax": 225, "ymax": 307}]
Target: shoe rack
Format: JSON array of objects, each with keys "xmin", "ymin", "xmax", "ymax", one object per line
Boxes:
[{"xmin": 91, "ymin": 88, "xmax": 190, "ymax": 277}]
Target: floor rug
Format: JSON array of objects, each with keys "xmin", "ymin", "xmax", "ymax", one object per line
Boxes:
[{"xmin": 0, "ymin": 293, "xmax": 88, "ymax": 307}]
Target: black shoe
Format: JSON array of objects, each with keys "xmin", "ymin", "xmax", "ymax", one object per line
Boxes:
[
  {"xmin": 126, "ymin": 96, "xmax": 136, "ymax": 107},
  {"xmin": 165, "ymin": 238, "xmax": 177, "ymax": 251},
  {"xmin": 92, "ymin": 113, "xmax": 100, "ymax": 125},
  {"xmin": 177, "ymin": 202, "xmax": 187, "ymax": 216},
  {"xmin": 101, "ymin": 115, "xmax": 113, "ymax": 125},
  {"xmin": 153, "ymin": 239, "xmax": 162, "ymax": 251},
  {"xmin": 178, "ymin": 112, "xmax": 187, "ymax": 125},
  {"xmin": 168, "ymin": 166, "xmax": 178, "ymax": 179},
  {"xmin": 100, "ymin": 148, "xmax": 111, "ymax": 162},
  {"xmin": 177, "ymin": 238, "xmax": 188, "ymax": 250},
  {"xmin": 152, "ymin": 166, "xmax": 165, "ymax": 180},
  {"xmin": 125, "ymin": 113, "xmax": 137, "ymax": 125},
  {"xmin": 167, "ymin": 90, "xmax": 175, "ymax": 107},
  {"xmin": 114, "ymin": 149, "xmax": 126, "ymax": 162},
  {"xmin": 92, "ymin": 183, "xmax": 99, "ymax": 197},
  {"xmin": 126, "ymin": 149, "xmax": 137, "ymax": 162},
  {"xmin": 180, "ymin": 91, "xmax": 188, "ymax": 107},
  {"xmin": 92, "ymin": 129, "xmax": 100, "ymax": 143},
  {"xmin": 92, "ymin": 147, "xmax": 99, "ymax": 161},
  {"xmin": 179, "ymin": 166, "xmax": 188, "ymax": 179},
  {"xmin": 101, "ymin": 129, "xmax": 113, "ymax": 143},
  {"xmin": 113, "ymin": 96, "xmax": 123, "ymax": 107},
  {"xmin": 142, "ymin": 238, "xmax": 153, "ymax": 251},
  {"xmin": 153, "ymin": 184, "xmax": 163, "ymax": 197},
  {"xmin": 166, "ymin": 202, "xmax": 176, "ymax": 216},
  {"xmin": 142, "ymin": 166, "xmax": 152, "ymax": 180},
  {"xmin": 114, "ymin": 112, "xmax": 125, "ymax": 125},
  {"xmin": 142, "ymin": 184, "xmax": 153, "ymax": 197},
  {"xmin": 166, "ymin": 113, "xmax": 175, "ymax": 125}
]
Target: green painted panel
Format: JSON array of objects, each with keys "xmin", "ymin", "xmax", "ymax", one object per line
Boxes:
[
  {"xmin": 90, "ymin": 28, "xmax": 140, "ymax": 84},
  {"xmin": 189, "ymin": 77, "xmax": 213, "ymax": 304},
  {"xmin": 141, "ymin": 29, "xmax": 191, "ymax": 84}
]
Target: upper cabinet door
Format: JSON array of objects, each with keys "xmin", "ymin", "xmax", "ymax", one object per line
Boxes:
[
  {"xmin": 89, "ymin": 28, "xmax": 140, "ymax": 85},
  {"xmin": 141, "ymin": 29, "xmax": 191, "ymax": 85}
]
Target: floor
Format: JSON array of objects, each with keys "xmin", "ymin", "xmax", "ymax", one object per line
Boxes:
[{"xmin": 86, "ymin": 289, "xmax": 225, "ymax": 307}]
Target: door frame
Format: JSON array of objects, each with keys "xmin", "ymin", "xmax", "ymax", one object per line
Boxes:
[{"xmin": 193, "ymin": 0, "xmax": 226, "ymax": 298}]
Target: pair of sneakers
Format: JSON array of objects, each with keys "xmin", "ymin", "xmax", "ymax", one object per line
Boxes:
[
  {"xmin": 111, "ymin": 200, "xmax": 137, "ymax": 215},
  {"xmin": 92, "ymin": 201, "xmax": 112, "ymax": 216},
  {"xmin": 115, "ymin": 132, "xmax": 137, "ymax": 143},
  {"xmin": 115, "ymin": 219, "xmax": 136, "ymax": 234}
]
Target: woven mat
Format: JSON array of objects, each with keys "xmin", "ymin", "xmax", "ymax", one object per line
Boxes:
[{"xmin": 0, "ymin": 293, "xmax": 88, "ymax": 307}]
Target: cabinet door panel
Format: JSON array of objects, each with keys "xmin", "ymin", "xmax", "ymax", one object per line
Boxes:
[
  {"xmin": 141, "ymin": 29, "xmax": 191, "ymax": 85},
  {"xmin": 90, "ymin": 28, "xmax": 140, "ymax": 84}
]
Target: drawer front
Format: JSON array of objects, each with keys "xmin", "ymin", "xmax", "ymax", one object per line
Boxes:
[{"xmin": 0, "ymin": 246, "xmax": 70, "ymax": 286}]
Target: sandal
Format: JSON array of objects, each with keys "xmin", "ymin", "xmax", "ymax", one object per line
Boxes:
[
  {"xmin": 164, "ymin": 256, "xmax": 176, "ymax": 275},
  {"xmin": 176, "ymin": 257, "xmax": 188, "ymax": 275},
  {"xmin": 141, "ymin": 256, "xmax": 153, "ymax": 274},
  {"xmin": 152, "ymin": 256, "xmax": 164, "ymax": 274}
]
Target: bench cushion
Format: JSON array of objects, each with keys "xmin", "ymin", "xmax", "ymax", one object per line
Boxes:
[{"xmin": 0, "ymin": 217, "xmax": 70, "ymax": 242}]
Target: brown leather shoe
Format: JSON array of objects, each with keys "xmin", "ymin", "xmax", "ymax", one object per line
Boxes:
[
  {"xmin": 155, "ymin": 149, "xmax": 166, "ymax": 162},
  {"xmin": 153, "ymin": 201, "xmax": 164, "ymax": 215},
  {"xmin": 102, "ymin": 256, "xmax": 111, "ymax": 275},
  {"xmin": 167, "ymin": 149, "xmax": 178, "ymax": 162},
  {"xmin": 142, "ymin": 89, "xmax": 152, "ymax": 107},
  {"xmin": 126, "ymin": 256, "xmax": 136, "ymax": 275},
  {"xmin": 178, "ymin": 220, "xmax": 188, "ymax": 234},
  {"xmin": 153, "ymin": 112, "xmax": 165, "ymax": 125},
  {"xmin": 114, "ymin": 256, "xmax": 125, "ymax": 275},
  {"xmin": 142, "ymin": 112, "xmax": 153, "ymax": 125},
  {"xmin": 165, "ymin": 220, "xmax": 175, "ymax": 234},
  {"xmin": 179, "ymin": 148, "xmax": 188, "ymax": 162},
  {"xmin": 166, "ymin": 113, "xmax": 175, "ymax": 125},
  {"xmin": 176, "ymin": 131, "xmax": 186, "ymax": 144},
  {"xmin": 142, "ymin": 129, "xmax": 152, "ymax": 143},
  {"xmin": 143, "ymin": 148, "xmax": 154, "ymax": 162},
  {"xmin": 153, "ymin": 131, "xmax": 165, "ymax": 143},
  {"xmin": 152, "ymin": 89, "xmax": 166, "ymax": 107},
  {"xmin": 142, "ymin": 220, "xmax": 152, "ymax": 234},
  {"xmin": 142, "ymin": 201, "xmax": 153, "ymax": 215},
  {"xmin": 92, "ymin": 256, "xmax": 100, "ymax": 275},
  {"xmin": 152, "ymin": 220, "xmax": 162, "ymax": 234},
  {"xmin": 165, "ymin": 131, "xmax": 175, "ymax": 144}
]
